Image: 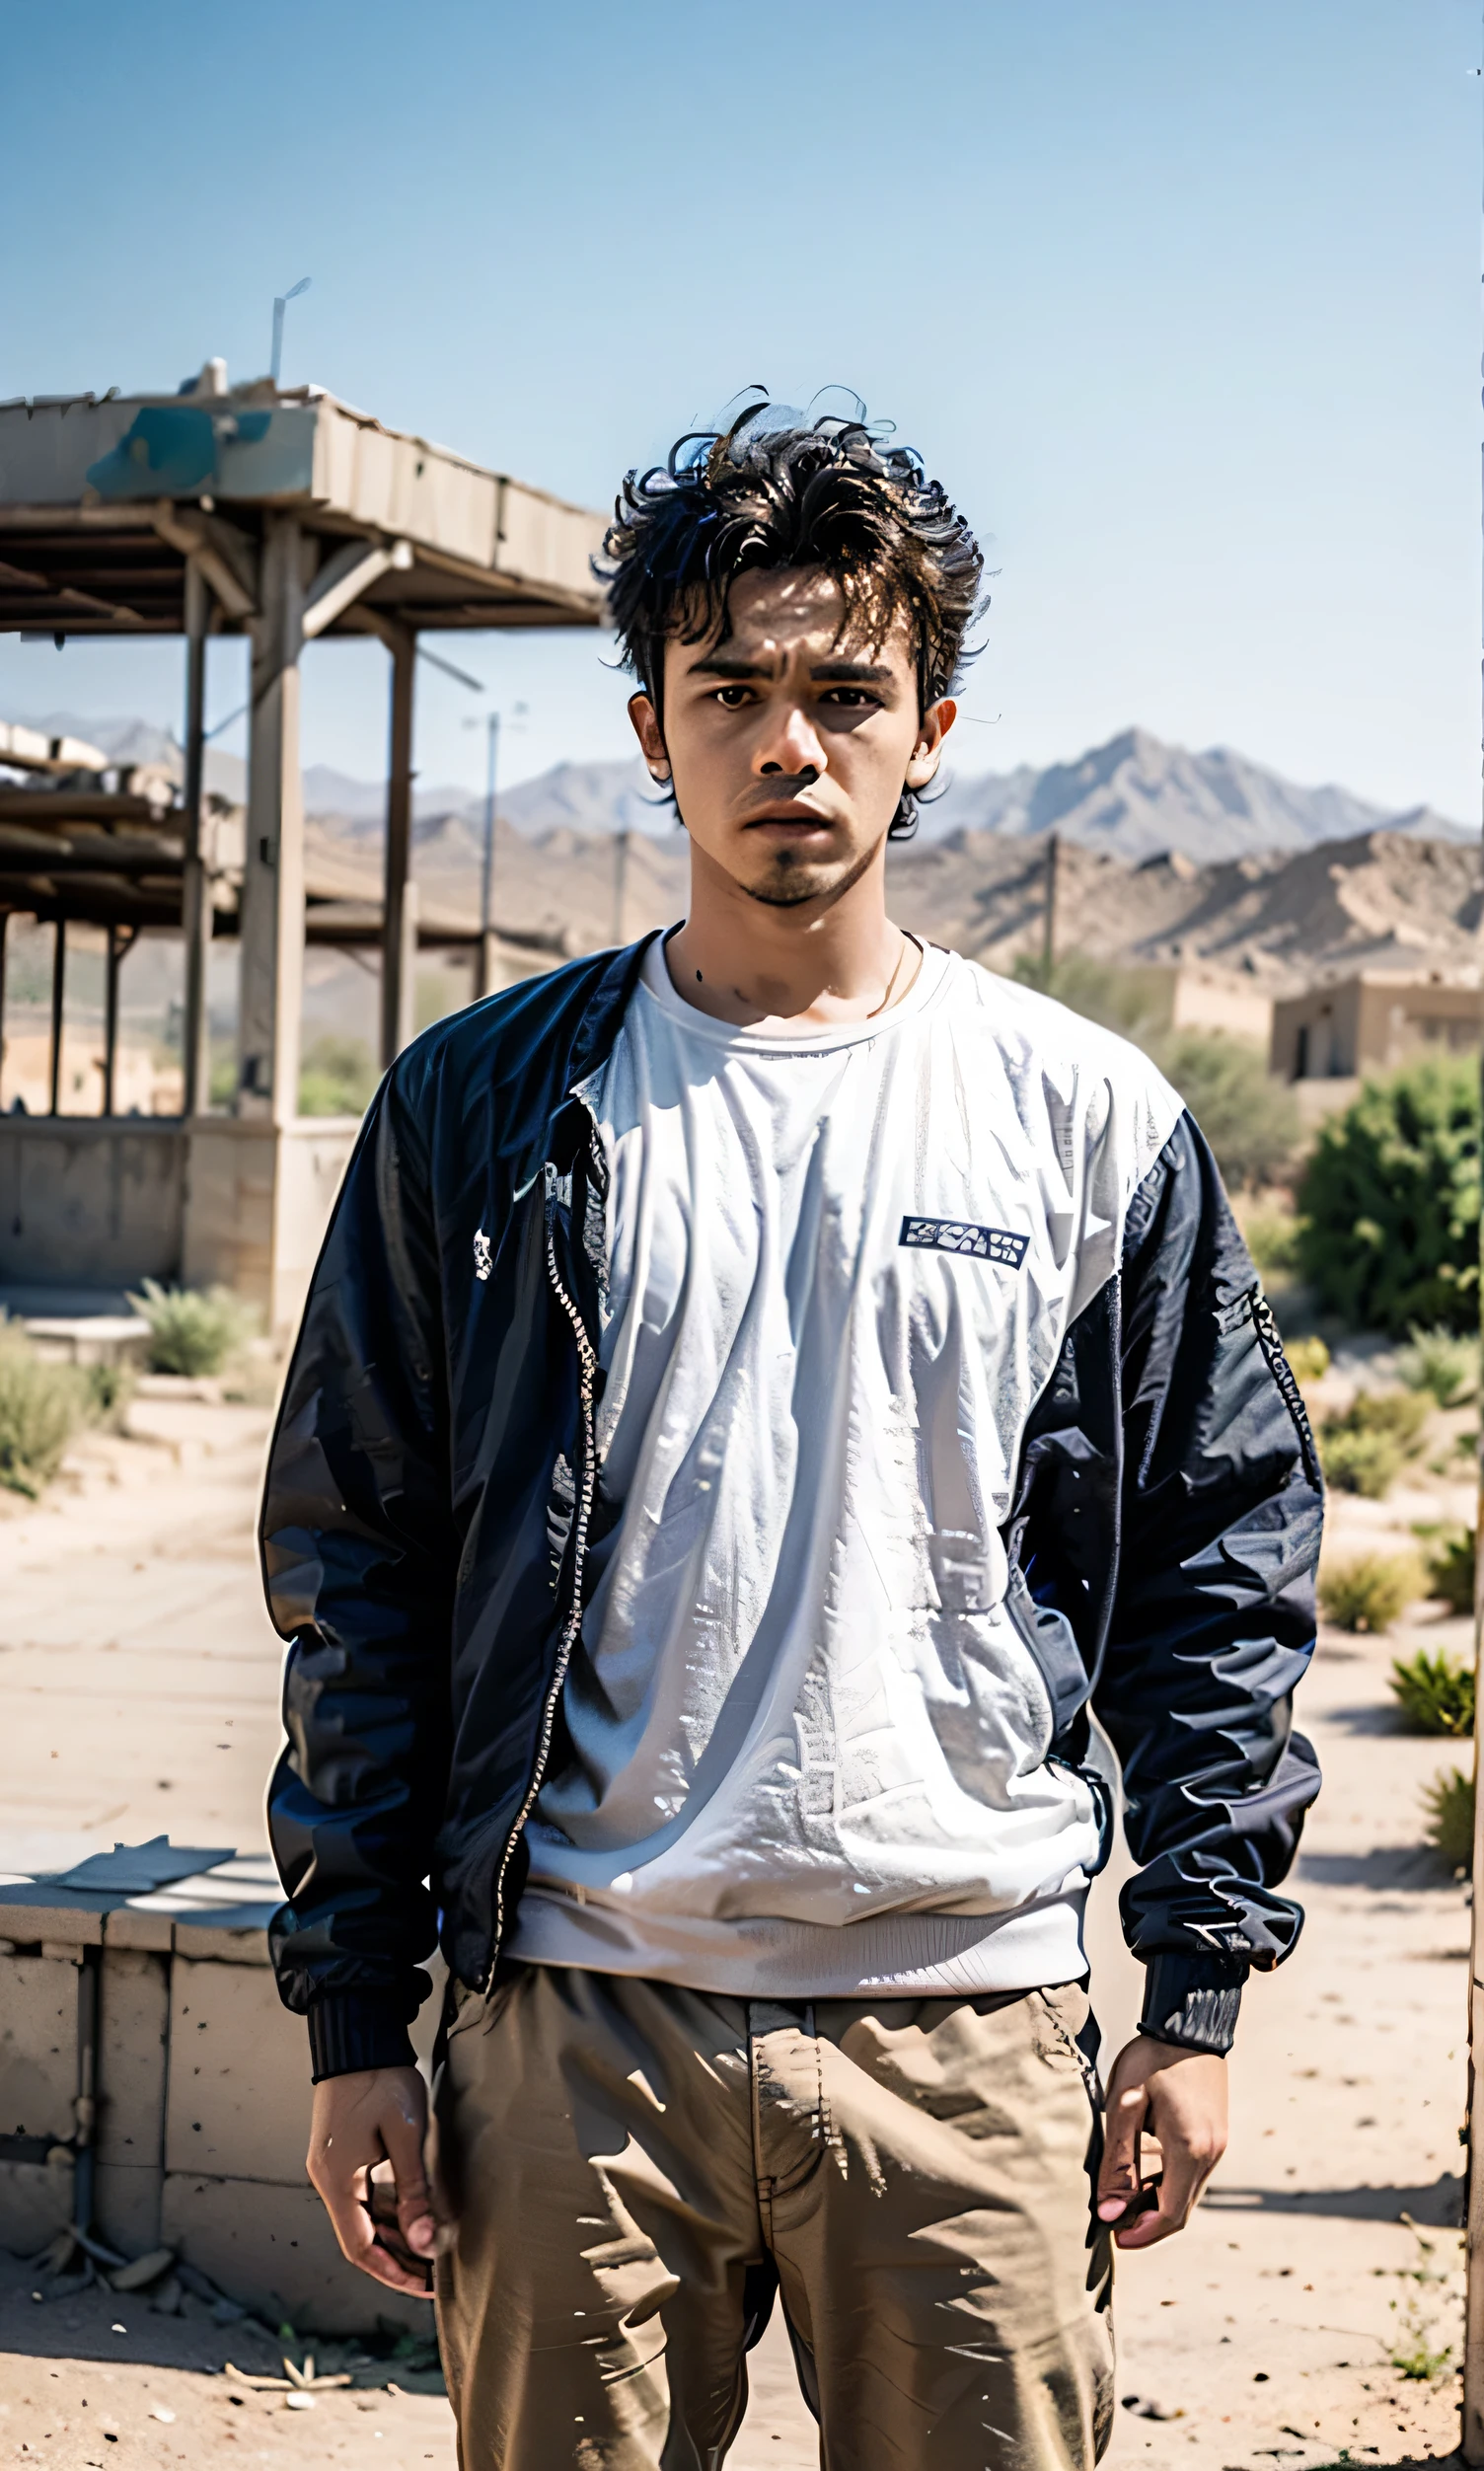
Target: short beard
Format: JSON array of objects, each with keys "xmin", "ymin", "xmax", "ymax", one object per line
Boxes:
[{"xmin": 739, "ymin": 840, "xmax": 878, "ymax": 911}]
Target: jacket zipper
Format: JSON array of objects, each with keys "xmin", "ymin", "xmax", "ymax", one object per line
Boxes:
[{"xmin": 485, "ymin": 1158, "xmax": 600, "ymax": 1978}]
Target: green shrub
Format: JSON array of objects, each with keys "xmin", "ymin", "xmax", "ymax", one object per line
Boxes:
[
  {"xmin": 1318, "ymin": 1387, "xmax": 1430, "ymax": 1494},
  {"xmin": 1396, "ymin": 1322, "xmax": 1479, "ymax": 1408},
  {"xmin": 1150, "ymin": 1028, "xmax": 1301, "ymax": 1192},
  {"xmin": 0, "ymin": 1326, "xmax": 87, "ymax": 1498},
  {"xmin": 1297, "ymin": 1056, "xmax": 1481, "ymax": 1335},
  {"xmin": 1318, "ymin": 1550, "xmax": 1422, "ymax": 1632},
  {"xmin": 1285, "ymin": 1335, "xmax": 1330, "ymax": 1385},
  {"xmin": 1389, "ymin": 1647, "xmax": 1475, "ymax": 1736},
  {"xmin": 1425, "ymin": 1528, "xmax": 1476, "ymax": 1617},
  {"xmin": 127, "ymin": 1281, "xmax": 256, "ymax": 1378},
  {"xmin": 299, "ymin": 1033, "xmax": 377, "ymax": 1120},
  {"xmin": 82, "ymin": 1360, "xmax": 134, "ymax": 1432},
  {"xmin": 1333, "ymin": 1387, "xmax": 1430, "ymax": 1451},
  {"xmin": 1318, "ymin": 1427, "xmax": 1401, "ymax": 1496},
  {"xmin": 1423, "ymin": 1766, "xmax": 1474, "ymax": 1871},
  {"xmin": 1241, "ymin": 1205, "xmax": 1303, "ymax": 1284}
]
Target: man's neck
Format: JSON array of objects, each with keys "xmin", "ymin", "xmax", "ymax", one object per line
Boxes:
[{"xmin": 664, "ymin": 840, "xmax": 915, "ymax": 1031}]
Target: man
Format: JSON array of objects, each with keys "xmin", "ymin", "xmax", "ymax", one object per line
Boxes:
[{"xmin": 262, "ymin": 405, "xmax": 1321, "ymax": 2469}]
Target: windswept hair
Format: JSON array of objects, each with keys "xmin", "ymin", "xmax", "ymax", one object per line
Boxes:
[{"xmin": 597, "ymin": 400, "xmax": 985, "ymax": 838}]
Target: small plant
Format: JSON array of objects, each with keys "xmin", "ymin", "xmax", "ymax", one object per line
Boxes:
[
  {"xmin": 1424, "ymin": 1528, "xmax": 1476, "ymax": 1617},
  {"xmin": 1297, "ymin": 1054, "xmax": 1480, "ymax": 1335},
  {"xmin": 1241, "ymin": 1204, "xmax": 1303, "ymax": 1284},
  {"xmin": 81, "ymin": 1360, "xmax": 135, "ymax": 1432},
  {"xmin": 1318, "ymin": 1551, "xmax": 1422, "ymax": 1634},
  {"xmin": 1385, "ymin": 2221, "xmax": 1462, "ymax": 2382},
  {"xmin": 128, "ymin": 1280, "xmax": 256, "ymax": 1379},
  {"xmin": 1317, "ymin": 1426, "xmax": 1403, "ymax": 1498},
  {"xmin": 1284, "ymin": 1334, "xmax": 1330, "ymax": 1386},
  {"xmin": 1318, "ymin": 1387, "xmax": 1431, "ymax": 1497},
  {"xmin": 1397, "ymin": 1322, "xmax": 1479, "ymax": 1409},
  {"xmin": 1424, "ymin": 1766, "xmax": 1474, "ymax": 1871},
  {"xmin": 1389, "ymin": 1647, "xmax": 1474, "ymax": 1737},
  {"xmin": 0, "ymin": 1324, "xmax": 87, "ymax": 1498}
]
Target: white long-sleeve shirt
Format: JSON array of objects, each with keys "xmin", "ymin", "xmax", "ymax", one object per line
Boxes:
[{"xmin": 509, "ymin": 936, "xmax": 1182, "ymax": 1995}]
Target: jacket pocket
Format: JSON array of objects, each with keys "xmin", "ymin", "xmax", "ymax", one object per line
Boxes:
[{"xmin": 1003, "ymin": 1560, "xmax": 1092, "ymax": 1742}]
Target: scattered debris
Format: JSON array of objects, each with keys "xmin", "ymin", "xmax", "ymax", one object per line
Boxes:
[{"xmin": 1121, "ymin": 2394, "xmax": 1185, "ymax": 2421}]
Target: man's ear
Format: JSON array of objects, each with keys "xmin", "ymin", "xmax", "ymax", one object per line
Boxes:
[
  {"xmin": 628, "ymin": 693, "xmax": 671, "ymax": 782},
  {"xmin": 904, "ymin": 697, "xmax": 957, "ymax": 791}
]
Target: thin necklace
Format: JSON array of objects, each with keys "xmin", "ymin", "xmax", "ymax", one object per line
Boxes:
[{"xmin": 866, "ymin": 931, "xmax": 923, "ymax": 1019}]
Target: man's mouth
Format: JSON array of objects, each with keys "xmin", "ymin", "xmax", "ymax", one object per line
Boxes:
[{"xmin": 743, "ymin": 804, "xmax": 835, "ymax": 831}]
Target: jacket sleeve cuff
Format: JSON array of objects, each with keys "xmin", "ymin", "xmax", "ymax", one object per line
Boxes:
[
  {"xmin": 308, "ymin": 1991, "xmax": 419, "ymax": 2083},
  {"xmin": 1139, "ymin": 1952, "xmax": 1247, "ymax": 2056}
]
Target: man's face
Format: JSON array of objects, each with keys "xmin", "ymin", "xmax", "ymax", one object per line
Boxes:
[{"xmin": 628, "ymin": 569, "xmax": 955, "ymax": 909}]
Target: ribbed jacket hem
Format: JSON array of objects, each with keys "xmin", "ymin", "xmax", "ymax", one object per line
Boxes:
[
  {"xmin": 307, "ymin": 1993, "xmax": 418, "ymax": 2083},
  {"xmin": 1140, "ymin": 1952, "xmax": 1247, "ymax": 2056}
]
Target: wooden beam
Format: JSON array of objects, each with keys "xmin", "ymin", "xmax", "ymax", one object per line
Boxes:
[
  {"xmin": 236, "ymin": 515, "xmax": 305, "ymax": 1124},
  {"xmin": 150, "ymin": 506, "xmax": 258, "ymax": 621},
  {"xmin": 0, "ymin": 792, "xmax": 179, "ymax": 827},
  {"xmin": 302, "ymin": 538, "xmax": 412, "ymax": 641},
  {"xmin": 380, "ymin": 624, "xmax": 416, "ymax": 1070}
]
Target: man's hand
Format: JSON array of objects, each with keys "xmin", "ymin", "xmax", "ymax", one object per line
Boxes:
[
  {"xmin": 1095, "ymin": 2034, "xmax": 1227, "ymax": 2250},
  {"xmin": 307, "ymin": 2065, "xmax": 442, "ymax": 2295}
]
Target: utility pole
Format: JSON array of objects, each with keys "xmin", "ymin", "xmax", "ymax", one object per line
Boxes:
[
  {"xmin": 476, "ymin": 710, "xmax": 500, "ymax": 1003},
  {"xmin": 1042, "ymin": 831, "xmax": 1059, "ymax": 977},
  {"xmin": 612, "ymin": 827, "xmax": 631, "ymax": 948},
  {"xmin": 269, "ymin": 277, "xmax": 311, "ymax": 386},
  {"xmin": 1463, "ymin": 15, "xmax": 1484, "ymax": 2458}
]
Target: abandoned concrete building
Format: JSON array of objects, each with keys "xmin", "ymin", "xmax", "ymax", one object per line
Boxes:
[{"xmin": 0, "ymin": 369, "xmax": 604, "ymax": 1328}]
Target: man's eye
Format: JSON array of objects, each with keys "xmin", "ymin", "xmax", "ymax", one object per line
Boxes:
[
  {"xmin": 713, "ymin": 685, "xmax": 753, "ymax": 708},
  {"xmin": 822, "ymin": 688, "xmax": 878, "ymax": 708}
]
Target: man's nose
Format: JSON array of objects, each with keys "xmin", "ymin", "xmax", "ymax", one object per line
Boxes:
[{"xmin": 756, "ymin": 700, "xmax": 828, "ymax": 778}]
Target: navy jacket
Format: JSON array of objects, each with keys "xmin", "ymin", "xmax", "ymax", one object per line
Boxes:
[{"xmin": 261, "ymin": 938, "xmax": 1321, "ymax": 2078}]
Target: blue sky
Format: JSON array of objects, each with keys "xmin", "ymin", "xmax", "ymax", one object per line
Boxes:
[{"xmin": 1, "ymin": 0, "xmax": 1478, "ymax": 819}]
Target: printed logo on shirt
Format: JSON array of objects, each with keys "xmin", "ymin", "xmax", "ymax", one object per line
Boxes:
[
  {"xmin": 473, "ymin": 1228, "xmax": 492, "ymax": 1283},
  {"xmin": 899, "ymin": 1216, "xmax": 1030, "ymax": 1269}
]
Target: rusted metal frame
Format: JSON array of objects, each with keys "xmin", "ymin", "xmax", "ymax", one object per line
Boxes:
[
  {"xmin": 101, "ymin": 925, "xmax": 137, "ymax": 1117},
  {"xmin": 46, "ymin": 915, "xmax": 65, "ymax": 1115},
  {"xmin": 180, "ymin": 558, "xmax": 212, "ymax": 1118}
]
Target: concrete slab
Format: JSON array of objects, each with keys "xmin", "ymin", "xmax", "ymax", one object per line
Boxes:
[
  {"xmin": 165, "ymin": 1957, "xmax": 311, "ymax": 2186},
  {"xmin": 160, "ymin": 2174, "xmax": 428, "ymax": 2337},
  {"xmin": 0, "ymin": 1954, "xmax": 78, "ymax": 2144}
]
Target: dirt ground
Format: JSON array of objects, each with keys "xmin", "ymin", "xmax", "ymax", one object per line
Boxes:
[{"xmin": 0, "ymin": 1366, "xmax": 1475, "ymax": 2469}]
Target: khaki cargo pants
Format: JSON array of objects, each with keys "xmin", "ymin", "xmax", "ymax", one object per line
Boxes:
[{"xmin": 433, "ymin": 1966, "xmax": 1114, "ymax": 2470}]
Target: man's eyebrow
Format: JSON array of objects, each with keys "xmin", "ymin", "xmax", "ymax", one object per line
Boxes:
[
  {"xmin": 684, "ymin": 653, "xmax": 895, "ymax": 682},
  {"xmin": 686, "ymin": 653, "xmax": 774, "ymax": 679}
]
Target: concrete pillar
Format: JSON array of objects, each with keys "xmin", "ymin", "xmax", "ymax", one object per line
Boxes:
[
  {"xmin": 381, "ymin": 624, "xmax": 416, "ymax": 1069},
  {"xmin": 180, "ymin": 559, "xmax": 212, "ymax": 1120},
  {"xmin": 237, "ymin": 516, "xmax": 305, "ymax": 1125}
]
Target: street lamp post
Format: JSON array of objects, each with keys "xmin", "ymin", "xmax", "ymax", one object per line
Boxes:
[{"xmin": 477, "ymin": 709, "xmax": 500, "ymax": 1003}]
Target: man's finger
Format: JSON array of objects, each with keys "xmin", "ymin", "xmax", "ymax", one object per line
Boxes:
[
  {"xmin": 312, "ymin": 2160, "xmax": 434, "ymax": 2294},
  {"xmin": 1114, "ymin": 2130, "xmax": 1219, "ymax": 2250},
  {"xmin": 377, "ymin": 2090, "xmax": 440, "ymax": 2259},
  {"xmin": 1095, "ymin": 2079, "xmax": 1148, "ymax": 2223}
]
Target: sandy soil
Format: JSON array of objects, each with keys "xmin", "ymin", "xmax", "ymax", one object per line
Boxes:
[{"xmin": 0, "ymin": 1376, "xmax": 1474, "ymax": 2468}]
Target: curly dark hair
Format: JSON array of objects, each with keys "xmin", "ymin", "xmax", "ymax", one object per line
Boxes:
[{"xmin": 597, "ymin": 400, "xmax": 985, "ymax": 839}]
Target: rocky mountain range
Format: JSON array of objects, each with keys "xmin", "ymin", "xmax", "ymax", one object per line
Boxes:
[
  {"xmin": 8, "ymin": 711, "xmax": 1475, "ymax": 999},
  {"xmin": 13, "ymin": 711, "xmax": 1468, "ymax": 868}
]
